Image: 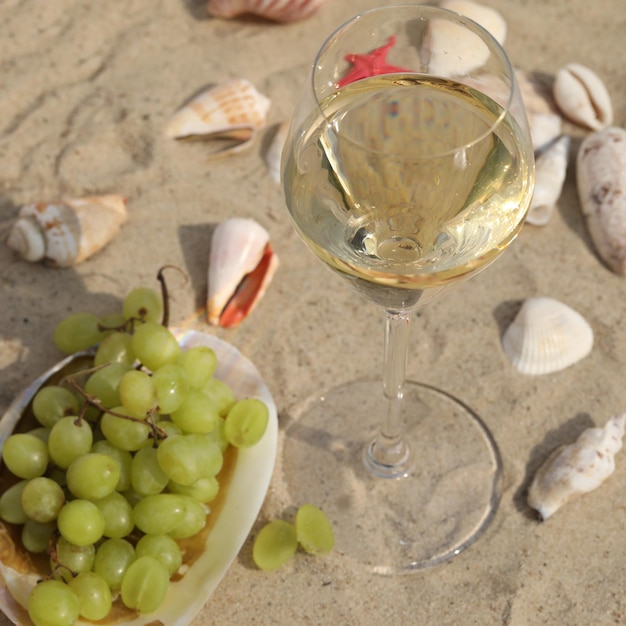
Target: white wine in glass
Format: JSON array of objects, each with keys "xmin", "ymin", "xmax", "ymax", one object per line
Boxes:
[{"xmin": 282, "ymin": 5, "xmax": 534, "ymax": 572}]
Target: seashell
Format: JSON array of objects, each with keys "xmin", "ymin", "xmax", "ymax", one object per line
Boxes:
[
  {"xmin": 553, "ymin": 63, "xmax": 613, "ymax": 131},
  {"xmin": 206, "ymin": 0, "xmax": 329, "ymax": 22},
  {"xmin": 502, "ymin": 297, "xmax": 593, "ymax": 375},
  {"xmin": 264, "ymin": 121, "xmax": 288, "ymax": 184},
  {"xmin": 526, "ymin": 135, "xmax": 570, "ymax": 226},
  {"xmin": 424, "ymin": 0, "xmax": 507, "ymax": 76},
  {"xmin": 527, "ymin": 413, "xmax": 626, "ymax": 520},
  {"xmin": 6, "ymin": 195, "xmax": 127, "ymax": 267},
  {"xmin": 528, "ymin": 112, "xmax": 562, "ymax": 153},
  {"xmin": 166, "ymin": 79, "xmax": 271, "ymax": 155},
  {"xmin": 207, "ymin": 218, "xmax": 279, "ymax": 327},
  {"xmin": 577, "ymin": 126, "xmax": 626, "ymax": 275}
]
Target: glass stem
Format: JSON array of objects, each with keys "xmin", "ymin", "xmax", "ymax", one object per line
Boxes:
[{"xmin": 363, "ymin": 309, "xmax": 414, "ymax": 478}]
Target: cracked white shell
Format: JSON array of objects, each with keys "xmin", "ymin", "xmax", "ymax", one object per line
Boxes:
[
  {"xmin": 577, "ymin": 126, "xmax": 626, "ymax": 275},
  {"xmin": 6, "ymin": 195, "xmax": 127, "ymax": 267},
  {"xmin": 207, "ymin": 0, "xmax": 330, "ymax": 22},
  {"xmin": 553, "ymin": 63, "xmax": 613, "ymax": 131},
  {"xmin": 502, "ymin": 297, "xmax": 593, "ymax": 375},
  {"xmin": 527, "ymin": 413, "xmax": 626, "ymax": 520},
  {"xmin": 166, "ymin": 79, "xmax": 270, "ymax": 155}
]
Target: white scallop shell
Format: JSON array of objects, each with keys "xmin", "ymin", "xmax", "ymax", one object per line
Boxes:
[
  {"xmin": 6, "ymin": 195, "xmax": 127, "ymax": 267},
  {"xmin": 424, "ymin": 0, "xmax": 507, "ymax": 76},
  {"xmin": 576, "ymin": 126, "xmax": 626, "ymax": 275},
  {"xmin": 166, "ymin": 79, "xmax": 270, "ymax": 154},
  {"xmin": 526, "ymin": 135, "xmax": 570, "ymax": 226},
  {"xmin": 527, "ymin": 413, "xmax": 626, "ymax": 520},
  {"xmin": 207, "ymin": 218, "xmax": 278, "ymax": 327},
  {"xmin": 502, "ymin": 297, "xmax": 593, "ymax": 375},
  {"xmin": 206, "ymin": 0, "xmax": 330, "ymax": 22},
  {"xmin": 553, "ymin": 63, "xmax": 613, "ymax": 131}
]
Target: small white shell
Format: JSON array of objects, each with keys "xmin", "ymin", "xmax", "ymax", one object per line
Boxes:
[
  {"xmin": 526, "ymin": 135, "xmax": 570, "ymax": 226},
  {"xmin": 528, "ymin": 112, "xmax": 563, "ymax": 153},
  {"xmin": 424, "ymin": 0, "xmax": 506, "ymax": 76},
  {"xmin": 502, "ymin": 297, "xmax": 593, "ymax": 375},
  {"xmin": 576, "ymin": 126, "xmax": 626, "ymax": 275},
  {"xmin": 207, "ymin": 0, "xmax": 329, "ymax": 22},
  {"xmin": 553, "ymin": 63, "xmax": 613, "ymax": 131},
  {"xmin": 207, "ymin": 218, "xmax": 278, "ymax": 327},
  {"xmin": 166, "ymin": 79, "xmax": 270, "ymax": 155},
  {"xmin": 6, "ymin": 195, "xmax": 127, "ymax": 267},
  {"xmin": 527, "ymin": 413, "xmax": 626, "ymax": 520},
  {"xmin": 264, "ymin": 121, "xmax": 288, "ymax": 184}
]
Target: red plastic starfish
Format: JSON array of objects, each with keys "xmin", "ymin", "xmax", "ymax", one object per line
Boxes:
[{"xmin": 336, "ymin": 35, "xmax": 411, "ymax": 88}]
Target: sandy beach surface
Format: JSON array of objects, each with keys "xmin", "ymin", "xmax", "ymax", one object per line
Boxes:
[{"xmin": 1, "ymin": 0, "xmax": 626, "ymax": 624}]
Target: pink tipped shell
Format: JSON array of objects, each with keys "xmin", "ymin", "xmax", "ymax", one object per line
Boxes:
[{"xmin": 206, "ymin": 0, "xmax": 329, "ymax": 22}]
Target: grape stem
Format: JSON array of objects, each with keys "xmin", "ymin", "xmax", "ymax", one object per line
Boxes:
[{"xmin": 157, "ymin": 265, "xmax": 188, "ymax": 328}]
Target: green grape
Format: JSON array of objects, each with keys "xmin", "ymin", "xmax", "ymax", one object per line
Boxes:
[
  {"xmin": 155, "ymin": 419, "xmax": 182, "ymax": 438},
  {"xmin": 28, "ymin": 427, "xmax": 51, "ymax": 443},
  {"xmin": 21, "ymin": 476, "xmax": 65, "ymax": 523},
  {"xmin": 68, "ymin": 571, "xmax": 113, "ymax": 621},
  {"xmin": 21, "ymin": 520, "xmax": 55, "ymax": 554},
  {"xmin": 57, "ymin": 499, "xmax": 105, "ymax": 546},
  {"xmin": 27, "ymin": 579, "xmax": 79, "ymax": 626},
  {"xmin": 93, "ymin": 538, "xmax": 135, "ymax": 591},
  {"xmin": 123, "ymin": 287, "xmax": 163, "ymax": 324},
  {"xmin": 135, "ymin": 533, "xmax": 182, "ymax": 576},
  {"xmin": 131, "ymin": 322, "xmax": 180, "ymax": 371},
  {"xmin": 91, "ymin": 440, "xmax": 133, "ymax": 491},
  {"xmin": 252, "ymin": 519, "xmax": 298, "ymax": 571},
  {"xmin": 152, "ymin": 363, "xmax": 189, "ymax": 414},
  {"xmin": 94, "ymin": 331, "xmax": 135, "ymax": 367},
  {"xmin": 168, "ymin": 495, "xmax": 207, "ymax": 540},
  {"xmin": 295, "ymin": 504, "xmax": 335, "ymax": 555},
  {"xmin": 205, "ymin": 417, "xmax": 229, "ymax": 452},
  {"xmin": 224, "ymin": 398, "xmax": 269, "ymax": 448},
  {"xmin": 98, "ymin": 312, "xmax": 127, "ymax": 334},
  {"xmin": 32, "ymin": 385, "xmax": 80, "ymax": 428},
  {"xmin": 131, "ymin": 446, "xmax": 169, "ymax": 496},
  {"xmin": 202, "ymin": 377, "xmax": 236, "ymax": 416},
  {"xmin": 48, "ymin": 416, "xmax": 93, "ymax": 469},
  {"xmin": 100, "ymin": 409, "xmax": 151, "ymax": 451},
  {"xmin": 1, "ymin": 433, "xmax": 49, "ymax": 479},
  {"xmin": 121, "ymin": 555, "xmax": 169, "ymax": 614},
  {"xmin": 66, "ymin": 453, "xmax": 120, "ymax": 500},
  {"xmin": 0, "ymin": 479, "xmax": 29, "ymax": 524},
  {"xmin": 132, "ymin": 493, "xmax": 186, "ymax": 535},
  {"xmin": 168, "ymin": 475, "xmax": 219, "ymax": 503},
  {"xmin": 94, "ymin": 491, "xmax": 134, "ymax": 539},
  {"xmin": 176, "ymin": 346, "xmax": 218, "ymax": 389},
  {"xmin": 84, "ymin": 362, "xmax": 131, "ymax": 409},
  {"xmin": 53, "ymin": 312, "xmax": 104, "ymax": 354},
  {"xmin": 53, "ymin": 537, "xmax": 96, "ymax": 581},
  {"xmin": 156, "ymin": 435, "xmax": 204, "ymax": 485},
  {"xmin": 170, "ymin": 389, "xmax": 220, "ymax": 434},
  {"xmin": 188, "ymin": 434, "xmax": 223, "ymax": 477},
  {"xmin": 119, "ymin": 369, "xmax": 157, "ymax": 417}
]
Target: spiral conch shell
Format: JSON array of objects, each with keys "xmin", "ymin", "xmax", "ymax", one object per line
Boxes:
[
  {"xmin": 501, "ymin": 297, "xmax": 593, "ymax": 375},
  {"xmin": 207, "ymin": 218, "xmax": 278, "ymax": 328},
  {"xmin": 6, "ymin": 195, "xmax": 127, "ymax": 267},
  {"xmin": 166, "ymin": 79, "xmax": 270, "ymax": 156},
  {"xmin": 527, "ymin": 413, "xmax": 626, "ymax": 520},
  {"xmin": 576, "ymin": 126, "xmax": 626, "ymax": 275},
  {"xmin": 206, "ymin": 0, "xmax": 330, "ymax": 22}
]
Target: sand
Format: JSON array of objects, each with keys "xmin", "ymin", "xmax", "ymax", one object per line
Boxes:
[{"xmin": 1, "ymin": 0, "xmax": 625, "ymax": 624}]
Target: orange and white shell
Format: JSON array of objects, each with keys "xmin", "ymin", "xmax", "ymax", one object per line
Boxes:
[
  {"xmin": 166, "ymin": 79, "xmax": 270, "ymax": 155},
  {"xmin": 206, "ymin": 0, "xmax": 329, "ymax": 22},
  {"xmin": 527, "ymin": 413, "xmax": 626, "ymax": 520},
  {"xmin": 207, "ymin": 218, "xmax": 279, "ymax": 328},
  {"xmin": 6, "ymin": 195, "xmax": 127, "ymax": 267},
  {"xmin": 501, "ymin": 297, "xmax": 593, "ymax": 375}
]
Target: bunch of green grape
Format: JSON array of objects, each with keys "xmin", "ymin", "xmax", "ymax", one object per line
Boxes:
[
  {"xmin": 0, "ymin": 286, "xmax": 270, "ymax": 626},
  {"xmin": 253, "ymin": 503, "xmax": 334, "ymax": 571}
]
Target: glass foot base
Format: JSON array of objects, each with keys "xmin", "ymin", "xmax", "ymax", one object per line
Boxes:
[{"xmin": 282, "ymin": 379, "xmax": 502, "ymax": 573}]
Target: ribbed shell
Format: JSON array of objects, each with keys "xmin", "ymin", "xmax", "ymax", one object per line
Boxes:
[
  {"xmin": 206, "ymin": 0, "xmax": 329, "ymax": 22},
  {"xmin": 6, "ymin": 195, "xmax": 127, "ymax": 267},
  {"xmin": 502, "ymin": 297, "xmax": 593, "ymax": 375}
]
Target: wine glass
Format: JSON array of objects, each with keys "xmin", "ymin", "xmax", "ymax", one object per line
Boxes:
[{"xmin": 281, "ymin": 5, "xmax": 535, "ymax": 572}]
